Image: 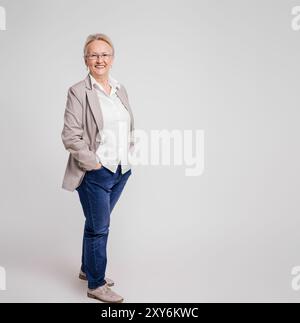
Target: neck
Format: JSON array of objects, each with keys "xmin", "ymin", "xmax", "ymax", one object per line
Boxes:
[{"xmin": 91, "ymin": 73, "xmax": 109, "ymax": 87}]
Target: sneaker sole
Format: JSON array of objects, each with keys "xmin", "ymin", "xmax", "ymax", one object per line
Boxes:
[
  {"xmin": 79, "ymin": 273, "xmax": 87, "ymax": 280},
  {"xmin": 87, "ymin": 292, "xmax": 124, "ymax": 303},
  {"xmin": 79, "ymin": 274, "xmax": 115, "ymax": 287}
]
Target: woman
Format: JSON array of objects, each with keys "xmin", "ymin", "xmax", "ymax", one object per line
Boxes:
[{"xmin": 61, "ymin": 33, "xmax": 135, "ymax": 303}]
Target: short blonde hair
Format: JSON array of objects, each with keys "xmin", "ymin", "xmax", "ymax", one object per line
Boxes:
[{"xmin": 83, "ymin": 33, "xmax": 115, "ymax": 59}]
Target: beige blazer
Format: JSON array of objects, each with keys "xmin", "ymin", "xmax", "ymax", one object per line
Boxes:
[{"xmin": 61, "ymin": 75, "xmax": 135, "ymax": 192}]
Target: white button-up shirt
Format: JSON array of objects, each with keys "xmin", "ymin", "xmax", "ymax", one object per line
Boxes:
[{"xmin": 90, "ymin": 74, "xmax": 132, "ymax": 174}]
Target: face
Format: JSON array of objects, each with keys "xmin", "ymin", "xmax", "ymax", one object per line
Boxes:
[{"xmin": 85, "ymin": 40, "xmax": 114, "ymax": 79}]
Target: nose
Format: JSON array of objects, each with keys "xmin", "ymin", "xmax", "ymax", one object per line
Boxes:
[{"xmin": 96, "ymin": 55, "xmax": 104, "ymax": 63}]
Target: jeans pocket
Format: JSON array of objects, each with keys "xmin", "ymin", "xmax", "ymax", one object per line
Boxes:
[{"xmin": 87, "ymin": 165, "xmax": 104, "ymax": 174}]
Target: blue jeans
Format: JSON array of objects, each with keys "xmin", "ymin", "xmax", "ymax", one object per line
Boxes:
[{"xmin": 75, "ymin": 163, "xmax": 132, "ymax": 289}]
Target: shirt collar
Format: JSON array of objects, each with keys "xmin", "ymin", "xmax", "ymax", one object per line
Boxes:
[{"xmin": 89, "ymin": 73, "xmax": 121, "ymax": 92}]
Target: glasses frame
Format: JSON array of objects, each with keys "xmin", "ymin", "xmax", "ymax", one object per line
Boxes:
[{"xmin": 85, "ymin": 53, "xmax": 114, "ymax": 61}]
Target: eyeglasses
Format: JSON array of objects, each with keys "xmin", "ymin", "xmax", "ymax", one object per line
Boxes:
[{"xmin": 85, "ymin": 53, "xmax": 113, "ymax": 61}]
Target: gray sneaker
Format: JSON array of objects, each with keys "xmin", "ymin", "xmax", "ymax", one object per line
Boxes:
[
  {"xmin": 79, "ymin": 270, "xmax": 114, "ymax": 287},
  {"xmin": 87, "ymin": 284, "xmax": 124, "ymax": 303}
]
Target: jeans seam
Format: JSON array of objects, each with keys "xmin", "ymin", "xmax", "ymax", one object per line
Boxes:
[{"xmin": 82, "ymin": 181, "xmax": 99, "ymax": 279}]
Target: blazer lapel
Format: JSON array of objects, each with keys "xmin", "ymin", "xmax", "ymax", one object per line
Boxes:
[
  {"xmin": 85, "ymin": 75, "xmax": 103, "ymax": 133},
  {"xmin": 84, "ymin": 74, "xmax": 134, "ymax": 133},
  {"xmin": 116, "ymin": 87, "xmax": 135, "ymax": 132},
  {"xmin": 116, "ymin": 88, "xmax": 129, "ymax": 111}
]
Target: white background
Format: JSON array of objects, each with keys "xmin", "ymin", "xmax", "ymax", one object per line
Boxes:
[{"xmin": 0, "ymin": 0, "xmax": 299, "ymax": 302}]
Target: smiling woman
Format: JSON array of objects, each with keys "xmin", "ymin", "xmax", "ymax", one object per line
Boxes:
[
  {"xmin": 84, "ymin": 34, "xmax": 115, "ymax": 94},
  {"xmin": 61, "ymin": 33, "xmax": 135, "ymax": 303}
]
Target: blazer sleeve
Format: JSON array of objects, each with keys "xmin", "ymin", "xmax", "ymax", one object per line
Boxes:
[
  {"xmin": 61, "ymin": 87, "xmax": 98, "ymax": 171},
  {"xmin": 122, "ymin": 85, "xmax": 136, "ymax": 149}
]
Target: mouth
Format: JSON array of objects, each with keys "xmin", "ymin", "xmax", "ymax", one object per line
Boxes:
[{"xmin": 95, "ymin": 64, "xmax": 106, "ymax": 70}]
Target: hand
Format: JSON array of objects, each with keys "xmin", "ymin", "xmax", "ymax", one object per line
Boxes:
[{"xmin": 94, "ymin": 162, "xmax": 102, "ymax": 170}]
